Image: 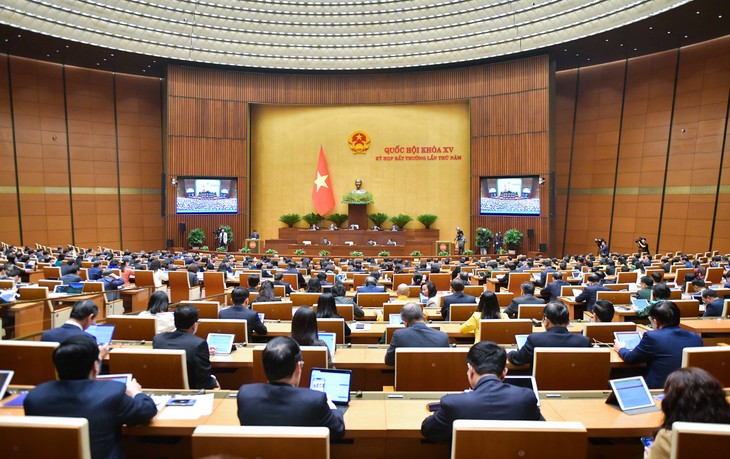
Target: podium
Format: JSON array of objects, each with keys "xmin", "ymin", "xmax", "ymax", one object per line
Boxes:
[
  {"xmin": 245, "ymin": 239, "xmax": 262, "ymax": 253},
  {"xmin": 348, "ymin": 204, "xmax": 368, "ymax": 229},
  {"xmin": 435, "ymin": 241, "xmax": 453, "ymax": 255}
]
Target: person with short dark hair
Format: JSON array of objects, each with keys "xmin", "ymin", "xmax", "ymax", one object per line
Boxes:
[
  {"xmin": 636, "ymin": 276, "xmax": 654, "ymax": 300},
  {"xmin": 219, "ymin": 286, "xmax": 267, "ymax": 341},
  {"xmin": 24, "ymin": 334, "xmax": 157, "ymax": 459},
  {"xmin": 539, "ymin": 270, "xmax": 570, "ymax": 303},
  {"xmin": 237, "ymin": 336, "xmax": 345, "ymax": 440},
  {"xmin": 247, "ymin": 274, "xmax": 260, "ymax": 290},
  {"xmin": 353, "ymin": 275, "xmax": 385, "ymax": 304},
  {"xmin": 60, "ymin": 264, "xmax": 82, "ymax": 285},
  {"xmin": 575, "ymin": 274, "xmax": 610, "ymax": 312},
  {"xmin": 331, "ymin": 283, "xmax": 363, "ymax": 318},
  {"xmin": 645, "ymin": 367, "xmax": 730, "ymax": 459},
  {"xmin": 507, "ymin": 302, "xmax": 590, "ymax": 366},
  {"xmin": 440, "ymin": 278, "xmax": 477, "ymax": 320},
  {"xmin": 41, "ymin": 299, "xmax": 99, "ymax": 342},
  {"xmin": 384, "ymin": 303, "xmax": 449, "ymax": 366},
  {"xmin": 153, "ymin": 305, "xmax": 219, "ymax": 389},
  {"xmin": 88, "ymin": 261, "xmax": 103, "ymax": 281},
  {"xmin": 701, "ymin": 289, "xmax": 724, "ymax": 317},
  {"xmin": 421, "ymin": 341, "xmax": 542, "ymax": 442},
  {"xmin": 636, "ymin": 282, "xmax": 672, "ymax": 317},
  {"xmin": 273, "ymin": 272, "xmax": 294, "ymax": 296},
  {"xmin": 614, "ymin": 301, "xmax": 703, "ymax": 388},
  {"xmin": 504, "ymin": 281, "xmax": 545, "ymax": 319},
  {"xmin": 592, "ymin": 298, "xmax": 615, "ymax": 323}
]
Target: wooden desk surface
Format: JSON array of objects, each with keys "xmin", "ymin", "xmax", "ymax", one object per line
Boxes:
[{"xmin": 679, "ymin": 318, "xmax": 730, "ymax": 334}]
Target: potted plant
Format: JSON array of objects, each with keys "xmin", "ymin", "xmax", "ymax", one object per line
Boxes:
[
  {"xmin": 239, "ymin": 247, "xmax": 252, "ymax": 253},
  {"xmin": 319, "ymin": 249, "xmax": 330, "ymax": 257},
  {"xmin": 302, "ymin": 212, "xmax": 324, "ymax": 228},
  {"xmin": 504, "ymin": 228, "xmax": 524, "ymax": 254},
  {"xmin": 416, "ymin": 214, "xmax": 438, "ymax": 229},
  {"xmin": 216, "ymin": 247, "xmax": 227, "ymax": 252},
  {"xmin": 390, "ymin": 214, "xmax": 413, "ymax": 230},
  {"xmin": 342, "ymin": 191, "xmax": 374, "ymax": 204},
  {"xmin": 475, "ymin": 227, "xmax": 493, "ymax": 255},
  {"xmin": 438, "ymin": 250, "xmax": 450, "ymax": 256},
  {"xmin": 368, "ymin": 212, "xmax": 389, "ymax": 228},
  {"xmin": 266, "ymin": 248, "xmax": 278, "ymax": 255},
  {"xmin": 200, "ymin": 245, "xmax": 209, "ymax": 251},
  {"xmin": 350, "ymin": 251, "xmax": 363, "ymax": 257},
  {"xmin": 327, "ymin": 213, "xmax": 348, "ymax": 229},
  {"xmin": 410, "ymin": 250, "xmax": 422, "ymax": 257},
  {"xmin": 187, "ymin": 228, "xmax": 205, "ymax": 249},
  {"xmin": 378, "ymin": 250, "xmax": 390, "ymax": 257},
  {"xmin": 279, "ymin": 213, "xmax": 301, "ymax": 228},
  {"xmin": 294, "ymin": 249, "xmax": 306, "ymax": 255},
  {"xmin": 463, "ymin": 249, "xmax": 474, "ymax": 255}
]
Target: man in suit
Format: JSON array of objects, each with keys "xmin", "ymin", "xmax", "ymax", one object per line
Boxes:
[
  {"xmin": 88, "ymin": 261, "xmax": 103, "ymax": 280},
  {"xmin": 507, "ymin": 302, "xmax": 591, "ymax": 366},
  {"xmin": 636, "ymin": 276, "xmax": 654, "ymax": 300},
  {"xmin": 440, "ymin": 278, "xmax": 477, "ymax": 320},
  {"xmin": 273, "ymin": 272, "xmax": 294, "ymax": 296},
  {"xmin": 385, "ymin": 303, "xmax": 450, "ymax": 366},
  {"xmin": 615, "ymin": 301, "xmax": 703, "ymax": 388},
  {"xmin": 219, "ymin": 286, "xmax": 268, "ymax": 341},
  {"xmin": 701, "ymin": 289, "xmax": 725, "ymax": 317},
  {"xmin": 24, "ymin": 334, "xmax": 157, "ymax": 459},
  {"xmin": 575, "ymin": 274, "xmax": 610, "ymax": 312},
  {"xmin": 539, "ymin": 270, "xmax": 570, "ymax": 303},
  {"xmin": 60, "ymin": 264, "xmax": 83, "ymax": 285},
  {"xmin": 41, "ymin": 299, "xmax": 98, "ymax": 343},
  {"xmin": 353, "ymin": 276, "xmax": 385, "ymax": 304},
  {"xmin": 592, "ymin": 299, "xmax": 615, "ymax": 323},
  {"xmin": 504, "ymin": 281, "xmax": 545, "ymax": 319},
  {"xmin": 237, "ymin": 336, "xmax": 345, "ymax": 440},
  {"xmin": 153, "ymin": 305, "xmax": 219, "ymax": 390},
  {"xmin": 495, "ymin": 262, "xmax": 517, "ymax": 289},
  {"xmin": 284, "ymin": 262, "xmax": 306, "ymax": 290},
  {"xmin": 332, "ymin": 284, "xmax": 364, "ymax": 318},
  {"xmin": 536, "ymin": 259, "xmax": 556, "ymax": 288},
  {"xmin": 421, "ymin": 341, "xmax": 542, "ymax": 442}
]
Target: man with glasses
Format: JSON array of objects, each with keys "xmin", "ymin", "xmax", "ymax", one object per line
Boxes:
[{"xmin": 236, "ymin": 336, "xmax": 345, "ymax": 440}]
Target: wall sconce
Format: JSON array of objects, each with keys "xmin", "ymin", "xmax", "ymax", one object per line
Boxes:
[
  {"xmin": 171, "ymin": 176, "xmax": 178, "ymax": 186},
  {"xmin": 538, "ymin": 176, "xmax": 545, "ymax": 185}
]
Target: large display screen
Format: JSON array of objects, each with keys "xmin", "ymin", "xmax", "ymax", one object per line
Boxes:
[
  {"xmin": 176, "ymin": 177, "xmax": 238, "ymax": 214},
  {"xmin": 479, "ymin": 176, "xmax": 540, "ymax": 216}
]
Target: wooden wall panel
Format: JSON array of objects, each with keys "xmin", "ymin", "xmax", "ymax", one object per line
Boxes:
[
  {"xmin": 167, "ymin": 55, "xmax": 550, "ymax": 253},
  {"xmin": 0, "ymin": 56, "xmax": 21, "ymax": 244},
  {"xmin": 554, "ymin": 69, "xmax": 578, "ymax": 255}
]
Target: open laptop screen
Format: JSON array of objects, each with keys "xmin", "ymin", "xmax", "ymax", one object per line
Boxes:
[
  {"xmin": 515, "ymin": 334, "xmax": 529, "ymax": 349},
  {"xmin": 309, "ymin": 368, "xmax": 351, "ymax": 405},
  {"xmin": 0, "ymin": 370, "xmax": 14, "ymax": 399},
  {"xmin": 317, "ymin": 332, "xmax": 336, "ymax": 356}
]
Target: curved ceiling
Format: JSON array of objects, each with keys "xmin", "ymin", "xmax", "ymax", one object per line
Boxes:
[{"xmin": 1, "ymin": 0, "xmax": 691, "ymax": 70}]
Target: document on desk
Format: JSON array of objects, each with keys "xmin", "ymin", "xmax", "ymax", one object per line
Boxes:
[{"xmin": 156, "ymin": 394, "xmax": 215, "ymax": 420}]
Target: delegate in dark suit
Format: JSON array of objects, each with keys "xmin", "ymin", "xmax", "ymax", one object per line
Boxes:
[
  {"xmin": 440, "ymin": 291, "xmax": 477, "ymax": 320},
  {"xmin": 219, "ymin": 304, "xmax": 268, "ymax": 341},
  {"xmin": 24, "ymin": 379, "xmax": 157, "ymax": 459},
  {"xmin": 703, "ymin": 298, "xmax": 724, "ymax": 317},
  {"xmin": 385, "ymin": 322, "xmax": 450, "ymax": 366},
  {"xmin": 421, "ymin": 375, "xmax": 542, "ymax": 442},
  {"xmin": 41, "ymin": 322, "xmax": 85, "ymax": 342},
  {"xmin": 536, "ymin": 266, "xmax": 556, "ymax": 288},
  {"xmin": 540, "ymin": 279, "xmax": 570, "ymax": 303},
  {"xmin": 617, "ymin": 326, "xmax": 702, "ymax": 388},
  {"xmin": 504, "ymin": 294, "xmax": 545, "ymax": 319},
  {"xmin": 575, "ymin": 279, "xmax": 610, "ymax": 312},
  {"xmin": 508, "ymin": 327, "xmax": 591, "ymax": 366},
  {"xmin": 237, "ymin": 382, "xmax": 345, "ymax": 440},
  {"xmin": 153, "ymin": 330, "xmax": 217, "ymax": 389}
]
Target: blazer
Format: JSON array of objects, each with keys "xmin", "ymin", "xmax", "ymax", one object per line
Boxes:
[
  {"xmin": 41, "ymin": 322, "xmax": 84, "ymax": 343},
  {"xmin": 618, "ymin": 326, "xmax": 703, "ymax": 389},
  {"xmin": 575, "ymin": 283, "xmax": 611, "ymax": 312},
  {"xmin": 87, "ymin": 266, "xmax": 103, "ymax": 280},
  {"xmin": 703, "ymin": 298, "xmax": 725, "ymax": 317},
  {"xmin": 334, "ymin": 295, "xmax": 364, "ymax": 318},
  {"xmin": 636, "ymin": 288, "xmax": 652, "ymax": 300},
  {"xmin": 273, "ymin": 280, "xmax": 294, "ymax": 296},
  {"xmin": 60, "ymin": 273, "xmax": 83, "ymax": 285},
  {"xmin": 152, "ymin": 330, "xmax": 217, "ymax": 389},
  {"xmin": 421, "ymin": 375, "xmax": 542, "ymax": 443},
  {"xmin": 24, "ymin": 379, "xmax": 157, "ymax": 459},
  {"xmin": 384, "ymin": 322, "xmax": 450, "ymax": 366},
  {"xmin": 507, "ymin": 326, "xmax": 591, "ymax": 366},
  {"xmin": 440, "ymin": 292, "xmax": 477, "ymax": 320},
  {"xmin": 237, "ymin": 382, "xmax": 345, "ymax": 440},
  {"xmin": 353, "ymin": 284, "xmax": 385, "ymax": 304},
  {"xmin": 218, "ymin": 304, "xmax": 268, "ymax": 340},
  {"xmin": 504, "ymin": 294, "xmax": 545, "ymax": 319},
  {"xmin": 537, "ymin": 267, "xmax": 556, "ymax": 288},
  {"xmin": 540, "ymin": 280, "xmax": 570, "ymax": 303}
]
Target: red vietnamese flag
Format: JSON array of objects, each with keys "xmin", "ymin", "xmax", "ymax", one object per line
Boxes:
[{"xmin": 312, "ymin": 146, "xmax": 335, "ymax": 216}]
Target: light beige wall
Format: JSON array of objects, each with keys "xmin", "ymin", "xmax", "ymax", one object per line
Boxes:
[{"xmin": 250, "ymin": 103, "xmax": 471, "ymax": 239}]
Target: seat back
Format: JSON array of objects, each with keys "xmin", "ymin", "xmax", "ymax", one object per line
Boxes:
[
  {"xmin": 282, "ymin": 273, "xmax": 299, "ymax": 291},
  {"xmin": 192, "ymin": 425, "xmax": 329, "ymax": 459},
  {"xmin": 582, "ymin": 322, "xmax": 636, "ymax": 345},
  {"xmin": 462, "ymin": 285, "xmax": 483, "ymax": 297},
  {"xmin": 517, "ymin": 304, "xmax": 545, "ymax": 320},
  {"xmin": 251, "ymin": 301, "xmax": 293, "ymax": 320},
  {"xmin": 385, "ymin": 323, "xmax": 440, "ymax": 344},
  {"xmin": 317, "ymin": 318, "xmax": 345, "ymax": 344},
  {"xmin": 195, "ymin": 319, "xmax": 248, "ymax": 344},
  {"xmin": 133, "ymin": 270, "xmax": 156, "ymax": 289},
  {"xmin": 616, "ymin": 271, "xmax": 638, "ymax": 284},
  {"xmin": 451, "ymin": 420, "xmax": 587, "ymax": 459},
  {"xmin": 109, "ymin": 348, "xmax": 188, "ymax": 389},
  {"xmin": 395, "ymin": 347, "xmax": 468, "ymax": 391},
  {"xmin": 273, "ymin": 284, "xmax": 287, "ymax": 297},
  {"xmin": 202, "ymin": 272, "xmax": 227, "ymax": 302},
  {"xmin": 595, "ymin": 291, "xmax": 632, "ymax": 306},
  {"xmin": 105, "ymin": 315, "xmax": 157, "ymax": 341},
  {"xmin": 673, "ymin": 268, "xmax": 694, "ymax": 287},
  {"xmin": 356, "ymin": 292, "xmax": 390, "ymax": 307},
  {"xmin": 168, "ymin": 271, "xmax": 199, "ymax": 303},
  {"xmin": 37, "ymin": 279, "xmax": 62, "ymax": 290},
  {"xmin": 313, "ymin": 304, "xmax": 354, "ymax": 321},
  {"xmin": 505, "ymin": 273, "xmax": 532, "ymax": 296},
  {"xmin": 429, "ymin": 272, "xmax": 451, "ymax": 291},
  {"xmin": 42, "ymin": 266, "xmax": 62, "ymax": 280},
  {"xmin": 672, "ymin": 299, "xmax": 700, "ymax": 318},
  {"xmin": 392, "ymin": 273, "xmax": 413, "ymax": 288},
  {"xmin": 0, "ymin": 341, "xmax": 58, "ymax": 385},
  {"xmin": 704, "ymin": 267, "xmax": 724, "ymax": 284},
  {"xmin": 604, "ymin": 283, "xmax": 631, "ymax": 292},
  {"xmin": 682, "ymin": 346, "xmax": 730, "ymax": 388},
  {"xmin": 252, "ymin": 346, "xmax": 327, "ymax": 387},
  {"xmin": 449, "ymin": 304, "xmax": 477, "ymax": 322},
  {"xmin": 177, "ymin": 300, "xmax": 220, "ymax": 319},
  {"xmin": 290, "ymin": 292, "xmax": 321, "ymax": 307},
  {"xmin": 670, "ymin": 421, "xmax": 730, "ymax": 459},
  {"xmin": 495, "ymin": 292, "xmax": 514, "ymax": 307},
  {"xmin": 479, "ymin": 319, "xmax": 533, "ymax": 345},
  {"xmin": 533, "ymin": 348, "xmax": 611, "ymax": 390},
  {"xmin": 352, "ymin": 273, "xmax": 369, "ymax": 290},
  {"xmin": 0, "ymin": 415, "xmax": 91, "ymax": 459},
  {"xmin": 561, "ymin": 285, "xmax": 584, "ymax": 297}
]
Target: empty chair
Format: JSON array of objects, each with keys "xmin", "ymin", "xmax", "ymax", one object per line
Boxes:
[
  {"xmin": 616, "ymin": 271, "xmax": 638, "ymax": 284},
  {"xmin": 108, "ymin": 348, "xmax": 188, "ymax": 389},
  {"xmin": 252, "ymin": 346, "xmax": 327, "ymax": 387},
  {"xmin": 42, "ymin": 266, "xmax": 62, "ymax": 280},
  {"xmin": 429, "ymin": 272, "xmax": 451, "ymax": 291},
  {"xmin": 501, "ymin": 273, "xmax": 532, "ymax": 296},
  {"xmin": 449, "ymin": 304, "xmax": 477, "ymax": 322},
  {"xmin": 451, "ymin": 420, "xmax": 587, "ymax": 459},
  {"xmin": 0, "ymin": 341, "xmax": 58, "ymax": 385},
  {"xmin": 202, "ymin": 271, "xmax": 232, "ymax": 305},
  {"xmin": 168, "ymin": 271, "xmax": 201, "ymax": 304},
  {"xmin": 582, "ymin": 322, "xmax": 637, "ymax": 345},
  {"xmin": 682, "ymin": 346, "xmax": 730, "ymax": 388},
  {"xmin": 192, "ymin": 425, "xmax": 329, "ymax": 459},
  {"xmin": 670, "ymin": 421, "xmax": 730, "ymax": 458},
  {"xmin": 133, "ymin": 270, "xmax": 161, "ymax": 292},
  {"xmin": 395, "ymin": 347, "xmax": 468, "ymax": 391},
  {"xmin": 105, "ymin": 315, "xmax": 157, "ymax": 341},
  {"xmin": 0, "ymin": 415, "xmax": 91, "ymax": 459},
  {"xmin": 195, "ymin": 319, "xmax": 248, "ymax": 344},
  {"xmin": 316, "ymin": 318, "xmax": 345, "ymax": 344},
  {"xmin": 533, "ymin": 348, "xmax": 611, "ymax": 390},
  {"xmin": 517, "ymin": 304, "xmax": 545, "ymax": 320},
  {"xmin": 479, "ymin": 319, "xmax": 533, "ymax": 345},
  {"xmin": 672, "ymin": 299, "xmax": 700, "ymax": 318}
]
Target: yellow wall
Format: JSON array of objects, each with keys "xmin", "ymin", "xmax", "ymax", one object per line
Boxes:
[{"xmin": 250, "ymin": 103, "xmax": 471, "ymax": 240}]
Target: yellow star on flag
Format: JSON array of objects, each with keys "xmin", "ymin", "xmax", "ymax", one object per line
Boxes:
[{"xmin": 314, "ymin": 171, "xmax": 329, "ymax": 191}]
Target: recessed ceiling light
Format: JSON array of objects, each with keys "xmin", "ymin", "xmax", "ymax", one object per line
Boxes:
[
  {"xmin": 649, "ymin": 27, "xmax": 653, "ymax": 30},
  {"xmin": 667, "ymin": 31, "xmax": 671, "ymax": 34}
]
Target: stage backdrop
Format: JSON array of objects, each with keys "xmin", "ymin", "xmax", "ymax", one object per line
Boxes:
[{"xmin": 250, "ymin": 103, "xmax": 471, "ymax": 240}]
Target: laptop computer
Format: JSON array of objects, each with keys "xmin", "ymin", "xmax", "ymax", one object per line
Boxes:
[
  {"xmin": 389, "ymin": 314, "xmax": 403, "ymax": 325},
  {"xmin": 85, "ymin": 324, "xmax": 115, "ymax": 345},
  {"xmin": 0, "ymin": 370, "xmax": 14, "ymax": 400},
  {"xmin": 515, "ymin": 334, "xmax": 529, "ymax": 350},
  {"xmin": 504, "ymin": 375, "xmax": 540, "ymax": 407},
  {"xmin": 207, "ymin": 333, "xmax": 236, "ymax": 355},
  {"xmin": 318, "ymin": 332, "xmax": 336, "ymax": 356},
  {"xmin": 606, "ymin": 376, "xmax": 659, "ymax": 415},
  {"xmin": 96, "ymin": 374, "xmax": 132, "ymax": 384},
  {"xmin": 614, "ymin": 331, "xmax": 642, "ymax": 351},
  {"xmin": 309, "ymin": 368, "xmax": 352, "ymax": 412},
  {"xmin": 631, "ymin": 298, "xmax": 649, "ymax": 309},
  {"xmin": 257, "ymin": 313, "xmax": 265, "ymax": 323}
]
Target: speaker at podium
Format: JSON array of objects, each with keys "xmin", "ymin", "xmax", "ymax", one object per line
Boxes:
[{"xmin": 245, "ymin": 239, "xmax": 262, "ymax": 253}]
